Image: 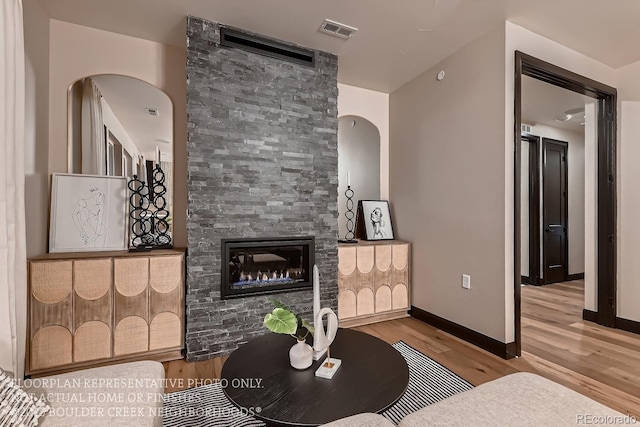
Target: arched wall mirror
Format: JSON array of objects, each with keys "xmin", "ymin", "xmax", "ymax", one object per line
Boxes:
[
  {"xmin": 67, "ymin": 74, "xmax": 174, "ymax": 238},
  {"xmin": 337, "ymin": 115, "xmax": 381, "ymax": 239}
]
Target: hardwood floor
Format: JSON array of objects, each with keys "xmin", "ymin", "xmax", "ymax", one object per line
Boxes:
[
  {"xmin": 520, "ymin": 280, "xmax": 640, "ymax": 416},
  {"xmin": 164, "ymin": 280, "xmax": 640, "ymax": 417}
]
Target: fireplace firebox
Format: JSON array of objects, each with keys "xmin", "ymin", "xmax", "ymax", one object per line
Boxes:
[{"xmin": 221, "ymin": 237, "xmax": 315, "ymax": 299}]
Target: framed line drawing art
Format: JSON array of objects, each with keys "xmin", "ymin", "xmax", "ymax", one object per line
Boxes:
[
  {"xmin": 49, "ymin": 174, "xmax": 128, "ymax": 252},
  {"xmin": 357, "ymin": 200, "xmax": 395, "ymax": 240}
]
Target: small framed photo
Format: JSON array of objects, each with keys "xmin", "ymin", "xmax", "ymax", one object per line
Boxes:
[
  {"xmin": 49, "ymin": 174, "xmax": 129, "ymax": 253},
  {"xmin": 358, "ymin": 200, "xmax": 394, "ymax": 240}
]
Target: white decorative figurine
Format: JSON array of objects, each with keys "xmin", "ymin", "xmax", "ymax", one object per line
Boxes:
[
  {"xmin": 314, "ymin": 307, "xmax": 341, "ymax": 379},
  {"xmin": 312, "ymin": 265, "xmax": 326, "ymax": 361},
  {"xmin": 312, "ymin": 265, "xmax": 341, "ymax": 379}
]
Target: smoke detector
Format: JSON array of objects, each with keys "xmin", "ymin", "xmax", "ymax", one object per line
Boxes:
[
  {"xmin": 319, "ymin": 19, "xmax": 358, "ymax": 39},
  {"xmin": 146, "ymin": 108, "xmax": 159, "ymax": 117}
]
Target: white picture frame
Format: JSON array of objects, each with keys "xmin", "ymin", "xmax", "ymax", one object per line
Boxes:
[
  {"xmin": 360, "ymin": 200, "xmax": 395, "ymax": 240},
  {"xmin": 49, "ymin": 174, "xmax": 129, "ymax": 253}
]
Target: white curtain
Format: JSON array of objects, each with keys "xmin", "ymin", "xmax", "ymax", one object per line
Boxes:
[
  {"xmin": 81, "ymin": 78, "xmax": 105, "ymax": 175},
  {"xmin": 0, "ymin": 0, "xmax": 27, "ymax": 378}
]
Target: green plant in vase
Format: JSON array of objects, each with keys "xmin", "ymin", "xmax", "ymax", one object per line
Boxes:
[
  {"xmin": 264, "ymin": 299, "xmax": 315, "ymax": 369},
  {"xmin": 264, "ymin": 299, "xmax": 314, "ymax": 340}
]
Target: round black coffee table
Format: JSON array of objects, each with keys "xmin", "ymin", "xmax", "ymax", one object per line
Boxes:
[{"xmin": 221, "ymin": 328, "xmax": 409, "ymax": 426}]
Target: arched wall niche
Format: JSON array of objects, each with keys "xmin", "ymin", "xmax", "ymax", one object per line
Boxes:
[{"xmin": 337, "ymin": 115, "xmax": 381, "ymax": 238}]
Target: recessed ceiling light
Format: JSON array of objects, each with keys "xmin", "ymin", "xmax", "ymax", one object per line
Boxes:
[
  {"xmin": 555, "ymin": 114, "xmax": 572, "ymax": 122},
  {"xmin": 318, "ymin": 19, "xmax": 358, "ymax": 39}
]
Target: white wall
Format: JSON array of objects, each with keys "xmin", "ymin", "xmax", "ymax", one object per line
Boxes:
[
  {"xmin": 390, "ymin": 26, "xmax": 508, "ymax": 342},
  {"xmin": 337, "ymin": 84, "xmax": 389, "ymax": 200},
  {"xmin": 24, "ymin": 0, "xmax": 50, "ymax": 258},
  {"xmin": 390, "ymin": 22, "xmax": 608, "ymax": 345},
  {"xmin": 505, "ymin": 22, "xmax": 617, "ymax": 339},
  {"xmin": 615, "ymin": 60, "xmax": 640, "ymax": 323},
  {"xmin": 618, "ymin": 101, "xmax": 640, "ymax": 322},
  {"xmin": 48, "ymin": 20, "xmax": 187, "ymax": 247},
  {"xmin": 617, "ymin": 61, "xmax": 640, "ymax": 101},
  {"xmin": 527, "ymin": 124, "xmax": 585, "ymax": 276},
  {"xmin": 583, "ymin": 102, "xmax": 598, "ymax": 311}
]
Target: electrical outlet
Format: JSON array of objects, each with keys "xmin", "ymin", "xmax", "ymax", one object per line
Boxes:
[{"xmin": 462, "ymin": 274, "xmax": 471, "ymax": 289}]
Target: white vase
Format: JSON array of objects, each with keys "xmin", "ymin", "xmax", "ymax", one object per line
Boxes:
[{"xmin": 289, "ymin": 339, "xmax": 313, "ymax": 370}]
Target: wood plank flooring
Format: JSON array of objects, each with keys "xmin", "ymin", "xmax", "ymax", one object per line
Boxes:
[
  {"xmin": 164, "ymin": 280, "xmax": 640, "ymax": 417},
  {"xmin": 520, "ymin": 280, "xmax": 640, "ymax": 416}
]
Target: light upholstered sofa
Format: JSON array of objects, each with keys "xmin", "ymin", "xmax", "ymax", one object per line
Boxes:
[
  {"xmin": 24, "ymin": 361, "xmax": 165, "ymax": 426},
  {"xmin": 324, "ymin": 372, "xmax": 629, "ymax": 426}
]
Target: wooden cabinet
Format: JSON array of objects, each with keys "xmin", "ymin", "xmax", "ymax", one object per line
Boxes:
[
  {"xmin": 338, "ymin": 241, "xmax": 411, "ymax": 327},
  {"xmin": 27, "ymin": 249, "xmax": 185, "ymax": 376}
]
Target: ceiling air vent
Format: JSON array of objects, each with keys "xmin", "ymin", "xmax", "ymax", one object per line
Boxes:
[
  {"xmin": 521, "ymin": 123, "xmax": 533, "ymax": 134},
  {"xmin": 146, "ymin": 108, "xmax": 159, "ymax": 117},
  {"xmin": 319, "ymin": 19, "xmax": 358, "ymax": 39},
  {"xmin": 220, "ymin": 27, "xmax": 315, "ymax": 67}
]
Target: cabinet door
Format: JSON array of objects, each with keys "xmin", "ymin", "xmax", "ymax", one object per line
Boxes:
[
  {"xmin": 113, "ymin": 257, "xmax": 149, "ymax": 355},
  {"xmin": 30, "ymin": 261, "xmax": 74, "ymax": 371},
  {"xmin": 73, "ymin": 259, "xmax": 112, "ymax": 362},
  {"xmin": 355, "ymin": 246, "xmax": 375, "ymax": 316},
  {"xmin": 337, "ymin": 246, "xmax": 357, "ymax": 319},
  {"xmin": 391, "ymin": 244, "xmax": 410, "ymax": 310},
  {"xmin": 149, "ymin": 255, "xmax": 184, "ymax": 350},
  {"xmin": 374, "ymin": 245, "xmax": 393, "ymax": 313}
]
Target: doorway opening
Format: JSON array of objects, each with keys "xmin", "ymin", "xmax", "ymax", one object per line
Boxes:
[{"xmin": 513, "ymin": 51, "xmax": 617, "ymax": 357}]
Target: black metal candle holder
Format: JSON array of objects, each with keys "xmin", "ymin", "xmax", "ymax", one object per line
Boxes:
[
  {"xmin": 128, "ymin": 174, "xmax": 152, "ymax": 248},
  {"xmin": 128, "ymin": 165, "xmax": 172, "ymax": 251},
  {"xmin": 338, "ymin": 185, "xmax": 358, "ymax": 244}
]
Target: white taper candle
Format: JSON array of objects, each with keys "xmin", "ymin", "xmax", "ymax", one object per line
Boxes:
[{"xmin": 313, "ymin": 265, "xmax": 320, "ymax": 325}]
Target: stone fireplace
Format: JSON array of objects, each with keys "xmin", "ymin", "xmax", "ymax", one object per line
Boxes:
[{"xmin": 185, "ymin": 16, "xmax": 339, "ymax": 361}]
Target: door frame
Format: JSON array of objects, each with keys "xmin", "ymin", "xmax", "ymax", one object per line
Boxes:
[
  {"xmin": 513, "ymin": 51, "xmax": 617, "ymax": 357},
  {"xmin": 542, "ymin": 138, "xmax": 569, "ymax": 285}
]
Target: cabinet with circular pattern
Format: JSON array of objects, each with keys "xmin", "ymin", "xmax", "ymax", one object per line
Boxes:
[
  {"xmin": 337, "ymin": 240, "xmax": 411, "ymax": 327},
  {"xmin": 27, "ymin": 249, "xmax": 185, "ymax": 376}
]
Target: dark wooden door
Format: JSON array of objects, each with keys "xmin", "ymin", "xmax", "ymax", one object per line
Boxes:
[{"xmin": 542, "ymin": 138, "xmax": 568, "ymax": 284}]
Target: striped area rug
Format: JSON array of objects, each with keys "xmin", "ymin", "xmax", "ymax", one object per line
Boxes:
[
  {"xmin": 163, "ymin": 341, "xmax": 473, "ymax": 426},
  {"xmin": 381, "ymin": 341, "xmax": 474, "ymax": 424}
]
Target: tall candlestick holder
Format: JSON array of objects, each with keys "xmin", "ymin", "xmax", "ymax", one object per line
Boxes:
[
  {"xmin": 128, "ymin": 165, "xmax": 173, "ymax": 251},
  {"xmin": 338, "ymin": 185, "xmax": 358, "ymax": 244}
]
